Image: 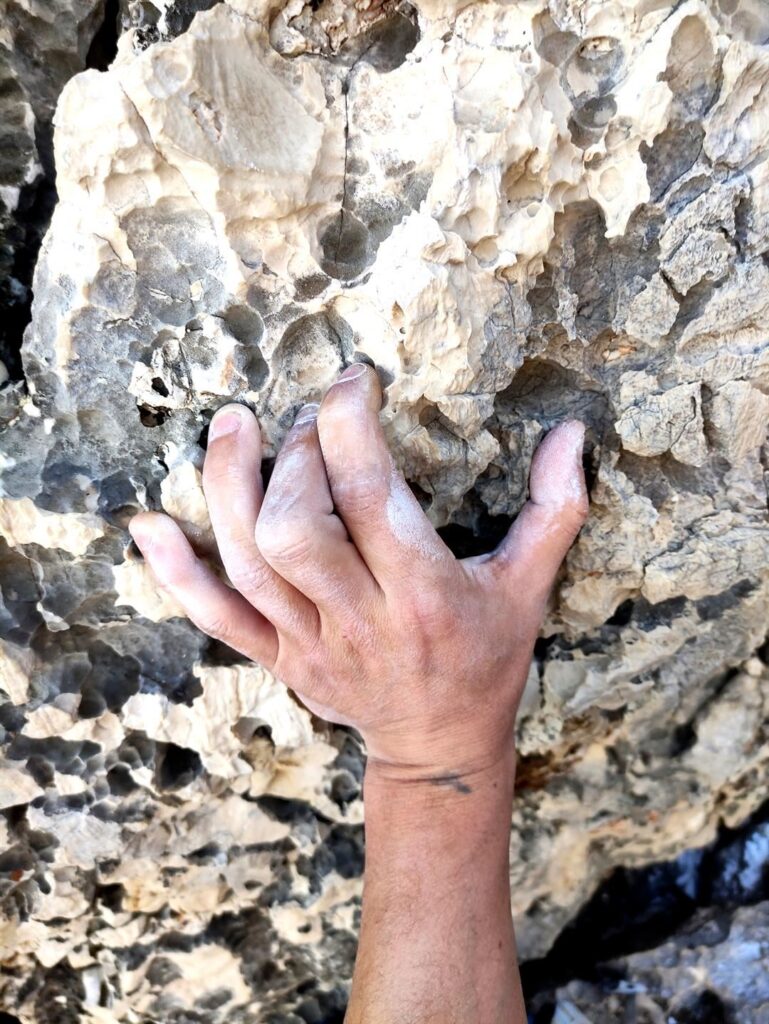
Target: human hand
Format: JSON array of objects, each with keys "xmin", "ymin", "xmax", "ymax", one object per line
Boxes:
[{"xmin": 128, "ymin": 364, "xmax": 588, "ymax": 784}]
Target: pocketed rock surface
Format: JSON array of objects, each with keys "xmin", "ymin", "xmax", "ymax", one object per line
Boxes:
[
  {"xmin": 0, "ymin": 0, "xmax": 106, "ymax": 379},
  {"xmin": 0, "ymin": 1, "xmax": 768, "ymax": 1020},
  {"xmin": 549, "ymin": 899, "xmax": 769, "ymax": 1023}
]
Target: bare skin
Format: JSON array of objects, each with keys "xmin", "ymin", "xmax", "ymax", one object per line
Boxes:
[{"xmin": 128, "ymin": 362, "xmax": 588, "ymax": 1024}]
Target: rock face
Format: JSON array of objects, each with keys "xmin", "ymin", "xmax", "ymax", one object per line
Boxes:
[
  {"xmin": 548, "ymin": 899, "xmax": 769, "ymax": 1024},
  {"xmin": 0, "ymin": 0, "xmax": 108, "ymax": 381},
  {"xmin": 0, "ymin": 0, "xmax": 768, "ymax": 1019}
]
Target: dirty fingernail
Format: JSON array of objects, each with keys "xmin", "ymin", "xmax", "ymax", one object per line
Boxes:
[
  {"xmin": 294, "ymin": 402, "xmax": 320, "ymax": 426},
  {"xmin": 335, "ymin": 363, "xmax": 368, "ymax": 384},
  {"xmin": 209, "ymin": 405, "xmax": 247, "ymax": 441}
]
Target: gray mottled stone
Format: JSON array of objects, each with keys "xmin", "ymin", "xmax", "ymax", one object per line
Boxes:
[
  {"xmin": 0, "ymin": 0, "xmax": 107, "ymax": 379},
  {"xmin": 552, "ymin": 900, "xmax": 769, "ymax": 1023}
]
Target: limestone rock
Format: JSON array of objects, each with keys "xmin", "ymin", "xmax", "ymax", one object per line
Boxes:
[
  {"xmin": 1, "ymin": 0, "xmax": 769, "ymax": 1019},
  {"xmin": 0, "ymin": 0, "xmax": 107, "ymax": 378},
  {"xmin": 551, "ymin": 900, "xmax": 769, "ymax": 1023},
  {"xmin": 614, "ymin": 372, "xmax": 708, "ymax": 465},
  {"xmin": 708, "ymin": 379, "xmax": 769, "ymax": 462}
]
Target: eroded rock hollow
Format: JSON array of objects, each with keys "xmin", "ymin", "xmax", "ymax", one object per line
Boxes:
[{"xmin": 1, "ymin": 0, "xmax": 768, "ymax": 1020}]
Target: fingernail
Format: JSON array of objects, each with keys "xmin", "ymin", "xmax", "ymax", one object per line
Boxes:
[
  {"xmin": 294, "ymin": 402, "xmax": 319, "ymax": 426},
  {"xmin": 562, "ymin": 420, "xmax": 586, "ymax": 481},
  {"xmin": 128, "ymin": 517, "xmax": 153, "ymax": 551},
  {"xmin": 563, "ymin": 419, "xmax": 585, "ymax": 453},
  {"xmin": 209, "ymin": 405, "xmax": 247, "ymax": 441},
  {"xmin": 335, "ymin": 363, "xmax": 368, "ymax": 384}
]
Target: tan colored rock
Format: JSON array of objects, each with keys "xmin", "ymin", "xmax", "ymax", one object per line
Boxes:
[
  {"xmin": 614, "ymin": 372, "xmax": 708, "ymax": 466},
  {"xmin": 113, "ymin": 553, "xmax": 189, "ymax": 620},
  {"xmin": 120, "ymin": 662, "xmax": 317, "ymax": 777},
  {"xmin": 707, "ymin": 379, "xmax": 769, "ymax": 462},
  {"xmin": 622, "ymin": 272, "xmax": 679, "ymax": 346},
  {"xmin": 0, "ymin": 766, "xmax": 44, "ymax": 809},
  {"xmin": 642, "ymin": 512, "xmax": 769, "ymax": 604},
  {"xmin": 0, "ymin": 640, "xmax": 36, "ymax": 704},
  {"xmin": 0, "ymin": 497, "xmax": 104, "ymax": 555}
]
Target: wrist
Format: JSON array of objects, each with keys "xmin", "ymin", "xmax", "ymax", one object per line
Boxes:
[
  {"xmin": 363, "ymin": 741, "xmax": 517, "ymax": 826},
  {"xmin": 361, "ymin": 711, "xmax": 518, "ymax": 785}
]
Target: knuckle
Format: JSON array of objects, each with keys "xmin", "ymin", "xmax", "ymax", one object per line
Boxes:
[
  {"xmin": 254, "ymin": 518, "xmax": 314, "ymax": 568},
  {"xmin": 330, "ymin": 611, "xmax": 378, "ymax": 657},
  {"xmin": 203, "ymin": 444, "xmax": 236, "ymax": 482},
  {"xmin": 401, "ymin": 588, "xmax": 451, "ymax": 633},
  {"xmin": 332, "ymin": 475, "xmax": 388, "ymax": 516},
  {"xmin": 252, "ymin": 517, "xmax": 273, "ymax": 556},
  {"xmin": 196, "ymin": 612, "xmax": 237, "ymax": 647},
  {"xmin": 228, "ymin": 556, "xmax": 273, "ymax": 595}
]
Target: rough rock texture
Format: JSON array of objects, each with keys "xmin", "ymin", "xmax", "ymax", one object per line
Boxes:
[
  {"xmin": 0, "ymin": 0, "xmax": 768, "ymax": 1020},
  {"xmin": 548, "ymin": 900, "xmax": 769, "ymax": 1023},
  {"xmin": 522, "ymin": 798, "xmax": 769, "ymax": 1021},
  {"xmin": 0, "ymin": 0, "xmax": 109, "ymax": 381}
]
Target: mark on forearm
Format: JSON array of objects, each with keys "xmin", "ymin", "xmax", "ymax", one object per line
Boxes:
[{"xmin": 429, "ymin": 773, "xmax": 472, "ymax": 795}]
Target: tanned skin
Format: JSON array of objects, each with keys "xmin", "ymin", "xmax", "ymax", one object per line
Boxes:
[{"xmin": 128, "ymin": 362, "xmax": 589, "ymax": 1024}]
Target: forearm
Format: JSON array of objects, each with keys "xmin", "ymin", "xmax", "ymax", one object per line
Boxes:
[{"xmin": 345, "ymin": 750, "xmax": 526, "ymax": 1024}]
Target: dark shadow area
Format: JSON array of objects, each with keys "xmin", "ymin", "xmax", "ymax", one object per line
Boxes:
[
  {"xmin": 165, "ymin": 0, "xmax": 223, "ymax": 39},
  {"xmin": 337, "ymin": 5, "xmax": 419, "ymax": 73},
  {"xmin": 436, "ymin": 514, "xmax": 513, "ymax": 559},
  {"xmin": 522, "ymin": 798, "xmax": 769, "ymax": 1010},
  {"xmin": 0, "ymin": 175, "xmax": 57, "ymax": 382},
  {"xmin": 156, "ymin": 742, "xmax": 203, "ymax": 790},
  {"xmin": 86, "ymin": 0, "xmax": 120, "ymax": 71}
]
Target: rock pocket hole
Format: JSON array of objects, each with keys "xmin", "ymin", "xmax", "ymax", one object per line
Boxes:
[
  {"xmin": 165, "ymin": 0, "xmax": 223, "ymax": 38},
  {"xmin": 138, "ymin": 403, "xmax": 167, "ymax": 427},
  {"xmin": 107, "ymin": 764, "xmax": 139, "ymax": 796},
  {"xmin": 156, "ymin": 743, "xmax": 203, "ymax": 790},
  {"xmin": 672, "ymin": 990, "xmax": 734, "ymax": 1024},
  {"xmin": 94, "ymin": 882, "xmax": 125, "ymax": 913},
  {"xmin": 568, "ymin": 95, "xmax": 617, "ymax": 149},
  {"xmin": 436, "ymin": 514, "xmax": 513, "ymax": 559},
  {"xmin": 339, "ymin": 6, "xmax": 420, "ymax": 73},
  {"xmin": 0, "ymin": 848, "xmax": 35, "ymax": 874},
  {"xmin": 318, "ymin": 208, "xmax": 372, "ymax": 282}
]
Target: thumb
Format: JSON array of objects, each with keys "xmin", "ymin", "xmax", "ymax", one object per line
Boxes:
[{"xmin": 473, "ymin": 419, "xmax": 589, "ymax": 603}]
